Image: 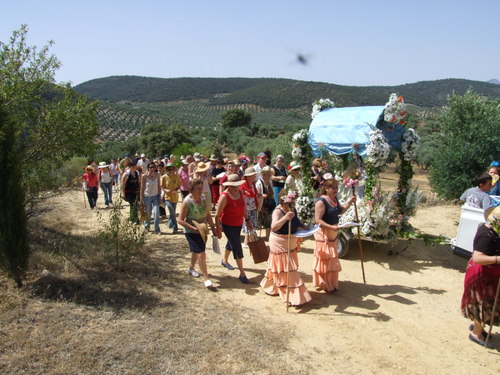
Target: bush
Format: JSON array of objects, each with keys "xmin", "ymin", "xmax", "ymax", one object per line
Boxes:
[
  {"xmin": 57, "ymin": 156, "xmax": 89, "ymax": 187},
  {"xmin": 429, "ymin": 90, "xmax": 500, "ymax": 199},
  {"xmin": 97, "ymin": 199, "xmax": 146, "ymax": 269}
]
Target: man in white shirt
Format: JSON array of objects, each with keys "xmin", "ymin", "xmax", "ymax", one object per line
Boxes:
[
  {"xmin": 137, "ymin": 153, "xmax": 149, "ymax": 174},
  {"xmin": 253, "ymin": 152, "xmax": 268, "ymax": 181}
]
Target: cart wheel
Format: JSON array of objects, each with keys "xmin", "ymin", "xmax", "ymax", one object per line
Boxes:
[{"xmin": 337, "ymin": 232, "xmax": 349, "ymax": 258}]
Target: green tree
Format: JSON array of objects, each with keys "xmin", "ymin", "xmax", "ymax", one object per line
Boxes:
[
  {"xmin": 0, "ymin": 25, "xmax": 99, "ymax": 212},
  {"xmin": 138, "ymin": 123, "xmax": 192, "ymax": 157},
  {"xmin": 0, "ymin": 102, "xmax": 28, "ymax": 287},
  {"xmin": 429, "ymin": 90, "xmax": 500, "ymax": 199},
  {"xmin": 221, "ymin": 109, "xmax": 252, "ymax": 129}
]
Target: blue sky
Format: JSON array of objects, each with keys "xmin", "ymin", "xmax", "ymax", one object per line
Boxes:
[{"xmin": 1, "ymin": 0, "xmax": 498, "ymax": 87}]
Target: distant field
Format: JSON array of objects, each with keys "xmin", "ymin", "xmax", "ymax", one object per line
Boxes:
[{"xmin": 96, "ymin": 100, "xmax": 311, "ymax": 142}]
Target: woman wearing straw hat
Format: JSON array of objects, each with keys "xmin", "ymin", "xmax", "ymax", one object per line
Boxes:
[
  {"xmin": 256, "ymin": 165, "xmax": 276, "ymax": 240},
  {"xmin": 178, "ymin": 179, "xmax": 217, "ymax": 288},
  {"xmin": 82, "ymin": 165, "xmax": 99, "ymax": 209},
  {"xmin": 260, "ymin": 189, "xmax": 311, "ymax": 306},
  {"xmin": 313, "ymin": 178, "xmax": 356, "ymax": 292},
  {"xmin": 194, "ymin": 161, "xmax": 213, "ymax": 209},
  {"xmin": 241, "ymin": 167, "xmax": 260, "ymax": 246},
  {"xmin": 461, "ymin": 206, "xmax": 500, "ymax": 349},
  {"xmin": 98, "ymin": 162, "xmax": 113, "ymax": 208},
  {"xmin": 215, "ymin": 174, "xmax": 251, "ymax": 284},
  {"xmin": 285, "ymin": 161, "xmax": 301, "ymax": 191}
]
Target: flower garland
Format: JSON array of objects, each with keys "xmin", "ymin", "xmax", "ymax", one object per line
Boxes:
[
  {"xmin": 384, "ymin": 93, "xmax": 407, "ymax": 125},
  {"xmin": 366, "ymin": 129, "xmax": 390, "ymax": 168},
  {"xmin": 401, "ymin": 128, "xmax": 420, "ymax": 161},
  {"xmin": 311, "ymin": 98, "xmax": 335, "ymax": 119},
  {"xmin": 290, "ymin": 129, "xmax": 316, "ymax": 225}
]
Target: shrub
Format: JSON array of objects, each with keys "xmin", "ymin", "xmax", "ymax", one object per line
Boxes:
[
  {"xmin": 429, "ymin": 90, "xmax": 500, "ymax": 199},
  {"xmin": 97, "ymin": 199, "xmax": 146, "ymax": 269}
]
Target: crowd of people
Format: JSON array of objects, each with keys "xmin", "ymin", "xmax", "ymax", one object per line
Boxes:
[
  {"xmin": 82, "ymin": 151, "xmax": 355, "ymax": 305},
  {"xmin": 82, "ymin": 154, "xmax": 499, "ymax": 343}
]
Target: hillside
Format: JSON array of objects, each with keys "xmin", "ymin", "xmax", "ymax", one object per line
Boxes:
[
  {"xmin": 74, "ymin": 76, "xmax": 500, "ymax": 142},
  {"xmin": 75, "ymin": 76, "xmax": 500, "ymax": 108}
]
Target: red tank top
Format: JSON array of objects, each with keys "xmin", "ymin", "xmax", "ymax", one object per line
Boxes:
[{"xmin": 220, "ymin": 191, "xmax": 245, "ymax": 226}]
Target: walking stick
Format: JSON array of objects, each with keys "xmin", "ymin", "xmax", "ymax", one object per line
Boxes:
[
  {"xmin": 352, "ymin": 187, "xmax": 366, "ymax": 284},
  {"xmin": 485, "ymin": 278, "xmax": 500, "ymax": 348},
  {"xmin": 82, "ymin": 184, "xmax": 87, "ymax": 208},
  {"xmin": 286, "ymin": 218, "xmax": 292, "ymax": 312}
]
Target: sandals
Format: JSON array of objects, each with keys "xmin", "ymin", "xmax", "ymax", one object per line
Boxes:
[
  {"xmin": 468, "ymin": 333, "xmax": 494, "ymax": 349},
  {"xmin": 469, "ymin": 323, "xmax": 487, "ymax": 338}
]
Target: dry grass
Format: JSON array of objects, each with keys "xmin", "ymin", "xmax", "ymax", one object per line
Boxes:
[{"xmin": 0, "ymin": 201, "xmax": 309, "ymax": 375}]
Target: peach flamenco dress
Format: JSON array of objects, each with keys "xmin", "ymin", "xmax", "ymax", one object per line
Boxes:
[
  {"xmin": 313, "ymin": 197, "xmax": 342, "ymax": 291},
  {"xmin": 260, "ymin": 209, "xmax": 311, "ymax": 306}
]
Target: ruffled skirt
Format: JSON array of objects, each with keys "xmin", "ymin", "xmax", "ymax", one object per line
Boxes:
[
  {"xmin": 313, "ymin": 228, "xmax": 342, "ymax": 291},
  {"xmin": 461, "ymin": 260, "xmax": 500, "ymax": 326},
  {"xmin": 260, "ymin": 232, "xmax": 311, "ymax": 306}
]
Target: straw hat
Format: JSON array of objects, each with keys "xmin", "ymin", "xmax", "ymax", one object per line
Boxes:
[
  {"xmin": 192, "ymin": 220, "xmax": 210, "ymax": 243},
  {"xmin": 222, "ymin": 174, "xmax": 245, "ymax": 187},
  {"xmin": 485, "ymin": 206, "xmax": 500, "ymax": 222},
  {"xmin": 196, "ymin": 161, "xmax": 209, "ymax": 172},
  {"xmin": 233, "ymin": 159, "xmax": 241, "ymax": 166},
  {"xmin": 261, "ymin": 165, "xmax": 274, "ymax": 175},
  {"xmin": 288, "ymin": 161, "xmax": 301, "ymax": 171},
  {"xmin": 312, "ymin": 158, "xmax": 322, "ymax": 167},
  {"xmin": 84, "ymin": 165, "xmax": 93, "ymax": 172},
  {"xmin": 244, "ymin": 167, "xmax": 258, "ymax": 177},
  {"xmin": 98, "ymin": 161, "xmax": 108, "ymax": 168}
]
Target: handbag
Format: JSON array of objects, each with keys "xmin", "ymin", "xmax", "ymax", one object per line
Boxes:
[
  {"xmin": 211, "ymin": 235, "xmax": 221, "ymax": 255},
  {"xmin": 247, "ymin": 229, "xmax": 269, "ymax": 264}
]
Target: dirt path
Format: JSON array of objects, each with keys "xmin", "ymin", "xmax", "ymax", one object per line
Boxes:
[{"xmin": 45, "ymin": 189, "xmax": 498, "ymax": 374}]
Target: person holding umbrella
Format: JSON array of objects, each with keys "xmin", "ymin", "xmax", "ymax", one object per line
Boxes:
[{"xmin": 260, "ymin": 189, "xmax": 311, "ymax": 306}]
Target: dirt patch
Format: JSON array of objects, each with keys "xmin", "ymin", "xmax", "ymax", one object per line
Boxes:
[{"xmin": 1, "ymin": 181, "xmax": 498, "ymax": 374}]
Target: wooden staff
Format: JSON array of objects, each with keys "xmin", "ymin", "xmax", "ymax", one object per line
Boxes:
[
  {"xmin": 485, "ymin": 278, "xmax": 500, "ymax": 348},
  {"xmin": 286, "ymin": 218, "xmax": 292, "ymax": 312},
  {"xmin": 352, "ymin": 186, "xmax": 366, "ymax": 284},
  {"xmin": 82, "ymin": 184, "xmax": 87, "ymax": 208}
]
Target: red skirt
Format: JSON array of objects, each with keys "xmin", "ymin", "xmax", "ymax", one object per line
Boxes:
[{"xmin": 460, "ymin": 260, "xmax": 500, "ymax": 326}]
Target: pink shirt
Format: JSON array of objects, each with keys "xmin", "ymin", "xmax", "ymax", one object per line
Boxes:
[{"xmin": 178, "ymin": 167, "xmax": 190, "ymax": 191}]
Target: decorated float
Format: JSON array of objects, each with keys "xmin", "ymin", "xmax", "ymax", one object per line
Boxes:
[{"xmin": 290, "ymin": 94, "xmax": 421, "ymax": 257}]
